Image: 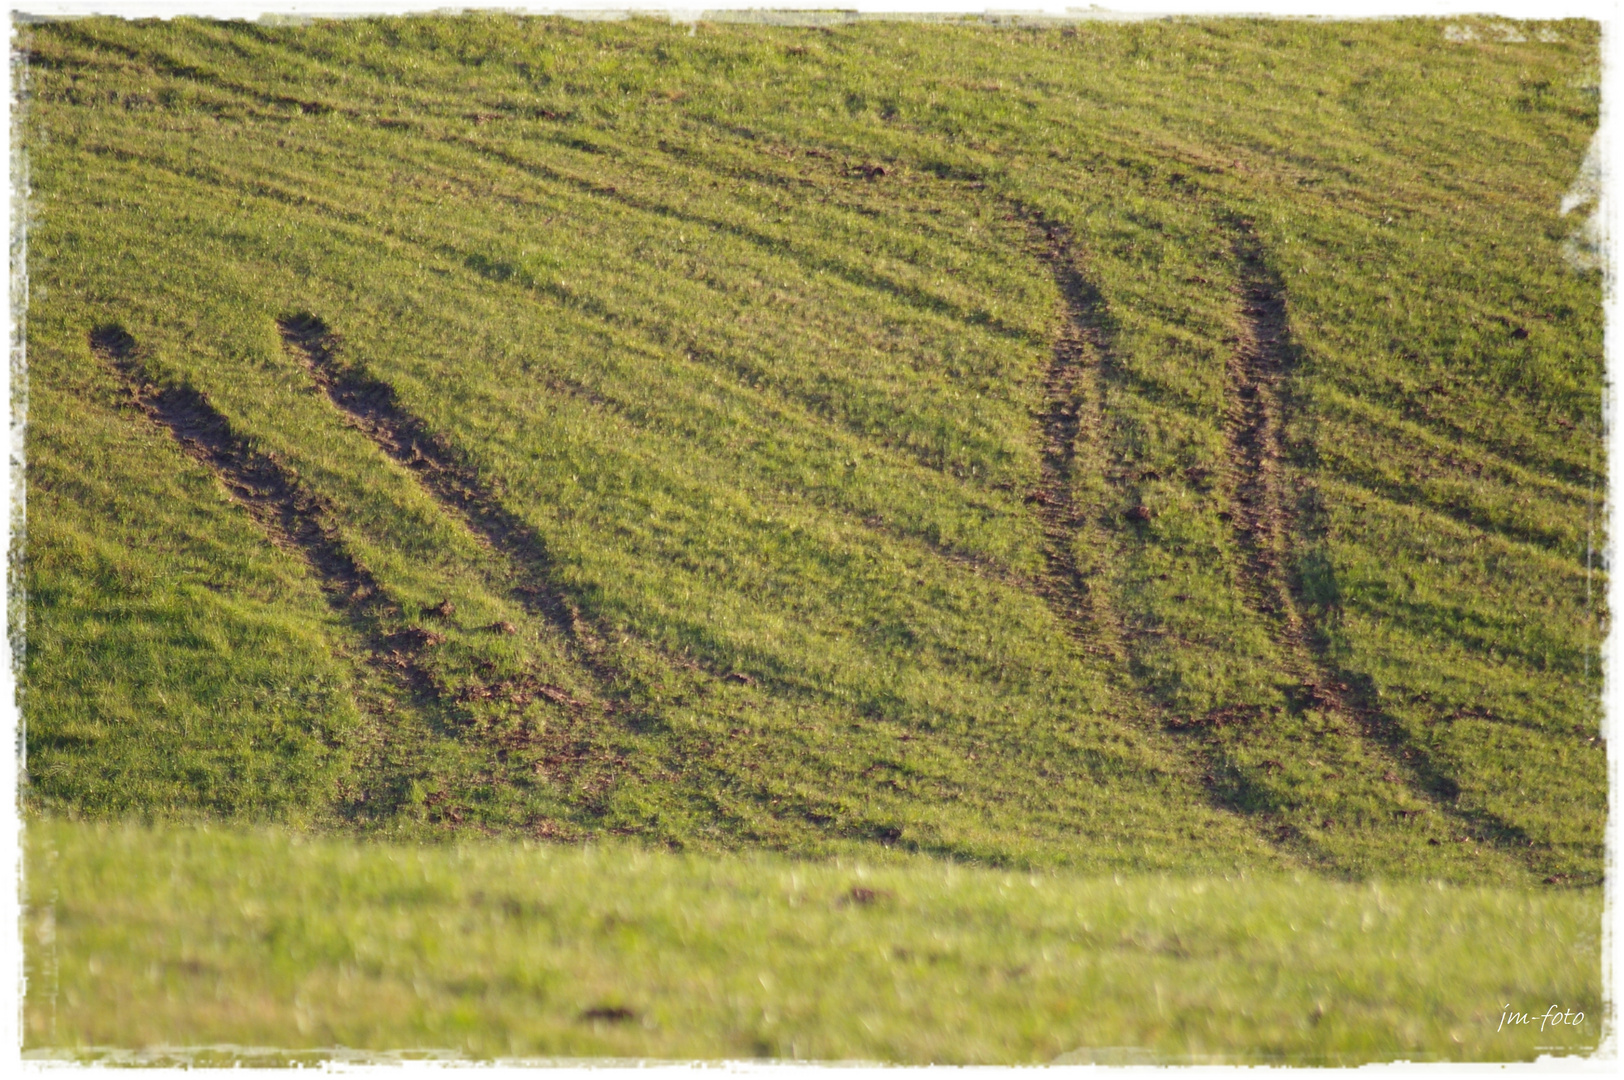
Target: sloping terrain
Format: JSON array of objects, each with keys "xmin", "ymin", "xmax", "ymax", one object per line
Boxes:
[{"xmin": 17, "ymin": 14, "xmax": 1606, "ymax": 884}]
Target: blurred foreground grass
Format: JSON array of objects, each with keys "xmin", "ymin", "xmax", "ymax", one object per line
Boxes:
[{"xmin": 23, "ymin": 819, "xmax": 1603, "ymax": 1064}]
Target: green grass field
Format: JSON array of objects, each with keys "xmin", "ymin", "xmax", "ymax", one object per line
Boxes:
[
  {"xmin": 22, "ymin": 820, "xmax": 1605, "ymax": 1064},
  {"xmin": 14, "ymin": 10, "xmax": 1609, "ymax": 1062}
]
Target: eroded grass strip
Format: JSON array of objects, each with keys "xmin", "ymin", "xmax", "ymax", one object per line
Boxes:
[
  {"xmin": 278, "ymin": 318, "xmax": 578, "ymax": 628},
  {"xmin": 98, "ymin": 325, "xmax": 634, "ymax": 831},
  {"xmin": 92, "ymin": 327, "xmax": 369, "ymax": 605},
  {"xmin": 1023, "ymin": 218, "xmax": 1126, "ymax": 663}
]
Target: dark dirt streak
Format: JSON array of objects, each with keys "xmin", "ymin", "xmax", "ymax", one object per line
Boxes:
[
  {"xmin": 90, "ymin": 325, "xmax": 449, "ymax": 817},
  {"xmin": 1223, "ymin": 224, "xmax": 1300, "ymax": 635},
  {"xmin": 1023, "ymin": 217, "xmax": 1125, "ymax": 663},
  {"xmin": 279, "ymin": 316, "xmax": 920, "ymax": 748},
  {"xmin": 276, "ymin": 315, "xmax": 638, "ymax": 710},
  {"xmin": 275, "ymin": 316, "xmax": 642, "ymax": 830},
  {"xmin": 1021, "ymin": 216, "xmax": 1292, "ymax": 842},
  {"xmin": 1221, "ymin": 222, "xmax": 1533, "ymax": 855},
  {"xmin": 279, "ymin": 317, "xmax": 576, "ymax": 630}
]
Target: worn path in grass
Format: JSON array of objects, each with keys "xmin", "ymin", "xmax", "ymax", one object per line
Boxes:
[
  {"xmin": 1222, "ymin": 223, "xmax": 1532, "ymax": 862},
  {"xmin": 1022, "ymin": 215, "xmax": 1302, "ymax": 864},
  {"xmin": 89, "ymin": 324, "xmax": 538, "ymax": 822},
  {"xmin": 279, "ymin": 315, "xmax": 591, "ymax": 652}
]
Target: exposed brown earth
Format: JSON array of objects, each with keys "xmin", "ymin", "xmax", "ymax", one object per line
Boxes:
[
  {"xmin": 1222, "ymin": 224, "xmax": 1298, "ymax": 632},
  {"xmin": 1020, "ymin": 217, "xmax": 1303, "ymax": 851},
  {"xmin": 91, "ymin": 325, "xmax": 434, "ymax": 690},
  {"xmin": 276, "ymin": 314, "xmax": 642, "ymax": 821},
  {"xmin": 277, "ymin": 314, "xmax": 588, "ymax": 643},
  {"xmin": 94, "ymin": 324, "xmax": 629, "ymax": 828},
  {"xmin": 92, "ymin": 327, "xmax": 371, "ymax": 607}
]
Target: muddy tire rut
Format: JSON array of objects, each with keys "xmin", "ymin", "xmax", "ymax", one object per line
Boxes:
[
  {"xmin": 1219, "ymin": 221, "xmax": 1528, "ymax": 854},
  {"xmin": 275, "ymin": 315, "xmax": 653, "ymax": 754},
  {"xmin": 1025, "ymin": 218, "xmax": 1128, "ymax": 663},
  {"xmin": 1222, "ymin": 222, "xmax": 1316, "ymax": 669},
  {"xmin": 1024, "ymin": 216, "xmax": 1298, "ymax": 843},
  {"xmin": 1027, "ymin": 212, "xmax": 1527, "ymax": 867},
  {"xmin": 96, "ymin": 323, "xmax": 628, "ymax": 828},
  {"xmin": 90, "ymin": 324, "xmax": 448, "ymax": 733},
  {"xmin": 277, "ymin": 316, "xmax": 593, "ymax": 643}
]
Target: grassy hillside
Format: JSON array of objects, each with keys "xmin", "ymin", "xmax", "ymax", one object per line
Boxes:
[
  {"xmin": 22, "ymin": 820, "xmax": 1605, "ymax": 1064},
  {"xmin": 17, "ymin": 13, "xmax": 1606, "ymax": 886}
]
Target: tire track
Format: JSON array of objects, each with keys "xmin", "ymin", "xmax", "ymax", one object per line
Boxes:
[
  {"xmin": 89, "ymin": 325, "xmax": 454, "ymax": 816},
  {"xmin": 1220, "ymin": 221, "xmax": 1532, "ymax": 856},
  {"xmin": 1223, "ymin": 222, "xmax": 1303, "ymax": 642},
  {"xmin": 99, "ymin": 324, "xmax": 632, "ymax": 829},
  {"xmin": 1022, "ymin": 216, "xmax": 1293, "ymax": 840},
  {"xmin": 276, "ymin": 314, "xmax": 631, "ymax": 706},
  {"xmin": 280, "ymin": 315, "xmax": 851, "ymax": 838},
  {"xmin": 280, "ymin": 312, "xmax": 953, "ymax": 781},
  {"xmin": 1024, "ymin": 217, "xmax": 1127, "ymax": 663}
]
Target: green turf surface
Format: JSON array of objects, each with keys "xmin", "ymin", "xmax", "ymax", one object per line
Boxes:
[
  {"xmin": 16, "ymin": 14, "xmax": 1605, "ymax": 874},
  {"xmin": 15, "ymin": 11, "xmax": 1611, "ymax": 1063},
  {"xmin": 21, "ymin": 819, "xmax": 1605, "ymax": 1064}
]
